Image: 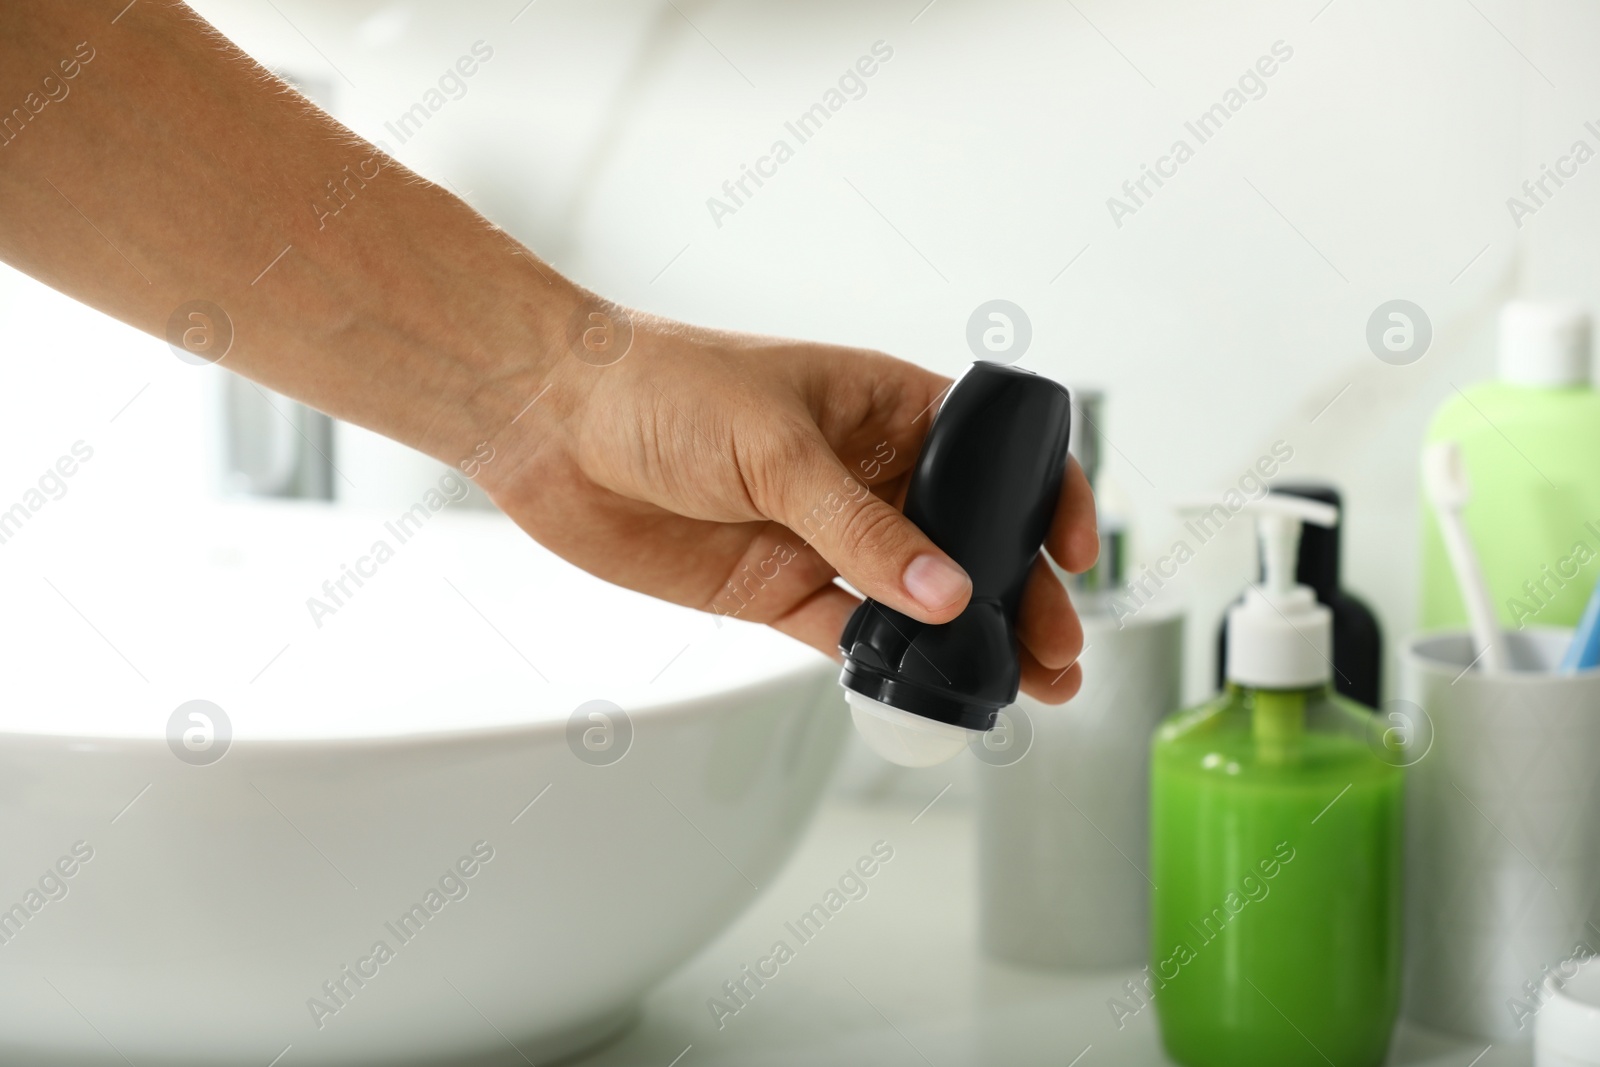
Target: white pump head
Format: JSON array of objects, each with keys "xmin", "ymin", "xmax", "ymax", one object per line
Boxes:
[
  {"xmin": 1177, "ymin": 493, "xmax": 1339, "ymax": 689},
  {"xmin": 1228, "ymin": 494, "xmax": 1338, "ymax": 688}
]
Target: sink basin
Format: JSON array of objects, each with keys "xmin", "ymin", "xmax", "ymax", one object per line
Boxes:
[{"xmin": 0, "ymin": 501, "xmax": 846, "ymax": 1065}]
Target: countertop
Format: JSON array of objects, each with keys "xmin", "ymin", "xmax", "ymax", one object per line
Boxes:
[{"xmin": 570, "ymin": 796, "xmax": 1533, "ymax": 1067}]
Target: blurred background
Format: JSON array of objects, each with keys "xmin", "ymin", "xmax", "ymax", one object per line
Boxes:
[{"xmin": 2, "ymin": 0, "xmax": 1594, "ymax": 724}]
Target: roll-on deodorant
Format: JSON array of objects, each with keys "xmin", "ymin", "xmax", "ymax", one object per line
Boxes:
[{"xmin": 838, "ymin": 361, "xmax": 1073, "ymax": 766}]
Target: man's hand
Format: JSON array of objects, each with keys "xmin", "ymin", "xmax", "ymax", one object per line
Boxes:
[
  {"xmin": 481, "ymin": 309, "xmax": 1098, "ymax": 703},
  {"xmin": 0, "ymin": 2, "xmax": 1097, "ymax": 701}
]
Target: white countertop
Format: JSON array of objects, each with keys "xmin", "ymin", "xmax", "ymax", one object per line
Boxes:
[{"xmin": 570, "ymin": 797, "xmax": 1533, "ymax": 1067}]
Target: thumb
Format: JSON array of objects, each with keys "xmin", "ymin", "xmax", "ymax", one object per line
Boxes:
[{"xmin": 762, "ymin": 432, "xmax": 970, "ymax": 624}]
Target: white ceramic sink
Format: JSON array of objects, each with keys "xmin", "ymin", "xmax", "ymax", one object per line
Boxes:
[{"xmin": 0, "ymin": 501, "xmax": 846, "ymax": 1065}]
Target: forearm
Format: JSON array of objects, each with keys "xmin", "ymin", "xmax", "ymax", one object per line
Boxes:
[{"xmin": 0, "ymin": 0, "xmax": 578, "ymax": 467}]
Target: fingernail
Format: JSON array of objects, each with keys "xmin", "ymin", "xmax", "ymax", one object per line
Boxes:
[{"xmin": 903, "ymin": 554, "xmax": 970, "ymax": 613}]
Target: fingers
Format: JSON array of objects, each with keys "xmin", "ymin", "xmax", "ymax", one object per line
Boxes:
[
  {"xmin": 1045, "ymin": 457, "xmax": 1099, "ymax": 574},
  {"xmin": 1016, "ymin": 556, "xmax": 1084, "ymax": 671},
  {"xmin": 1016, "ymin": 543, "xmax": 1088, "ymax": 705},
  {"xmin": 768, "ymin": 554, "xmax": 1089, "ymax": 707},
  {"xmin": 755, "ymin": 429, "xmax": 971, "ymax": 625},
  {"xmin": 771, "ymin": 592, "xmax": 1088, "ymax": 705},
  {"xmin": 1017, "ymin": 556, "xmax": 1086, "ymax": 703},
  {"xmin": 1020, "ymin": 651, "xmax": 1084, "ymax": 704},
  {"xmin": 763, "ymin": 563, "xmax": 1087, "ymax": 706}
]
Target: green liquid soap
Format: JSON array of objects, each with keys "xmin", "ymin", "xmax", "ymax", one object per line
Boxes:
[{"xmin": 1150, "ymin": 684, "xmax": 1403, "ymax": 1067}]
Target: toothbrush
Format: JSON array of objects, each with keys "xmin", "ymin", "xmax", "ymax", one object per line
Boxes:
[
  {"xmin": 1560, "ymin": 574, "xmax": 1600, "ymax": 672},
  {"xmin": 1423, "ymin": 441, "xmax": 1510, "ymax": 673}
]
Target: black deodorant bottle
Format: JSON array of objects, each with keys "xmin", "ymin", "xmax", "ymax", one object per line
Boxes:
[{"xmin": 839, "ymin": 361, "xmax": 1074, "ymax": 765}]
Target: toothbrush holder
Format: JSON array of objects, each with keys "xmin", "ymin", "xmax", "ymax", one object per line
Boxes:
[{"xmin": 1401, "ymin": 628, "xmax": 1600, "ymax": 1042}]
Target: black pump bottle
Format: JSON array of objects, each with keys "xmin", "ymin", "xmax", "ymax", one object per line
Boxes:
[
  {"xmin": 839, "ymin": 361, "xmax": 1073, "ymax": 766},
  {"xmin": 1215, "ymin": 483, "xmax": 1382, "ymax": 707}
]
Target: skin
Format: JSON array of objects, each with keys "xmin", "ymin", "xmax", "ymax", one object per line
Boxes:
[{"xmin": 0, "ymin": 0, "xmax": 1096, "ymax": 702}]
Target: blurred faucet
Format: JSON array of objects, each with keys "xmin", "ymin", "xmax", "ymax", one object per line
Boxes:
[
  {"xmin": 1066, "ymin": 388, "xmax": 1126, "ymax": 594},
  {"xmin": 218, "ymin": 377, "xmax": 335, "ymax": 500},
  {"xmin": 214, "ymin": 67, "xmax": 337, "ymax": 502}
]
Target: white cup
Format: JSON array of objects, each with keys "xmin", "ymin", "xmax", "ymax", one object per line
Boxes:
[
  {"xmin": 976, "ymin": 608, "xmax": 1183, "ymax": 968},
  {"xmin": 1401, "ymin": 628, "xmax": 1600, "ymax": 1042}
]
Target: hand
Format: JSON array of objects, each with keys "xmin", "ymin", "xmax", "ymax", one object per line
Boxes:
[
  {"xmin": 0, "ymin": 3, "xmax": 1096, "ymax": 701},
  {"xmin": 482, "ymin": 303, "xmax": 1099, "ymax": 704}
]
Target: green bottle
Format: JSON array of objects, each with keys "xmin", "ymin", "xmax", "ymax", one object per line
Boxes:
[
  {"xmin": 1151, "ymin": 495, "xmax": 1403, "ymax": 1067},
  {"xmin": 1420, "ymin": 301, "xmax": 1600, "ymax": 631}
]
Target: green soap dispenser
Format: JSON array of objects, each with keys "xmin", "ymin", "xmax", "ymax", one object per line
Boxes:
[{"xmin": 1150, "ymin": 494, "xmax": 1403, "ymax": 1067}]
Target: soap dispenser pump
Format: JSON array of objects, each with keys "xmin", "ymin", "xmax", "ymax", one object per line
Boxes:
[
  {"xmin": 1150, "ymin": 492, "xmax": 1404, "ymax": 1067},
  {"xmin": 1226, "ymin": 494, "xmax": 1337, "ymax": 689},
  {"xmin": 1216, "ymin": 484, "xmax": 1382, "ymax": 706},
  {"xmin": 838, "ymin": 360, "xmax": 1073, "ymax": 767}
]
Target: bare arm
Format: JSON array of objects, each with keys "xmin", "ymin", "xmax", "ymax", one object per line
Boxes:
[
  {"xmin": 0, "ymin": 0, "xmax": 561, "ymax": 464},
  {"xmin": 0, "ymin": 1, "xmax": 1096, "ymax": 700}
]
